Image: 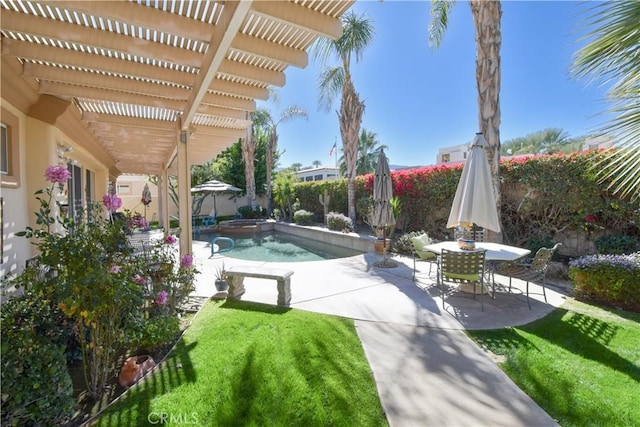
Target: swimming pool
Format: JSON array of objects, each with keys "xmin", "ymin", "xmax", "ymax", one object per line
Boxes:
[{"xmin": 196, "ymin": 231, "xmax": 364, "ymax": 262}]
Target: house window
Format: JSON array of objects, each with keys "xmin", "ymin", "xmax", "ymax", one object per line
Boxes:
[
  {"xmin": 304, "ymin": 176, "xmax": 313, "ymax": 182},
  {"xmin": 117, "ymin": 184, "xmax": 131, "ymax": 194},
  {"xmin": 1, "ymin": 125, "xmax": 8, "ymax": 174},
  {"xmin": 314, "ymin": 174, "xmax": 323, "ymax": 181},
  {"xmin": 1, "ymin": 107, "xmax": 21, "ymax": 188}
]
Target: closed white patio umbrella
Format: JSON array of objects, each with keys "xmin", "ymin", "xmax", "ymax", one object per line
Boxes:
[{"xmin": 447, "ymin": 133, "xmax": 501, "ymax": 234}]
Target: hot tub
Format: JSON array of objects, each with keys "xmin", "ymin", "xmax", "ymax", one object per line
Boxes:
[{"xmin": 218, "ymin": 219, "xmax": 272, "ymax": 233}]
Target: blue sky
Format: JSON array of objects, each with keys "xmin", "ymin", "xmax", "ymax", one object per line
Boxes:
[{"xmin": 257, "ymin": 1, "xmax": 611, "ymax": 169}]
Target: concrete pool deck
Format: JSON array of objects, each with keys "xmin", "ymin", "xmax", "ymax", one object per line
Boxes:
[{"xmin": 190, "ymin": 240, "xmax": 564, "ymax": 426}]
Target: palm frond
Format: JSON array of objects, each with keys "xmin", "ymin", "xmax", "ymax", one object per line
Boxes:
[
  {"xmin": 428, "ymin": 0, "xmax": 455, "ymax": 48},
  {"xmin": 279, "ymin": 105, "xmax": 308, "ymax": 124},
  {"xmin": 317, "ymin": 66, "xmax": 345, "ymax": 112},
  {"xmin": 573, "ymin": 1, "xmax": 640, "ymax": 200},
  {"xmin": 336, "ymin": 10, "xmax": 375, "ymax": 64}
]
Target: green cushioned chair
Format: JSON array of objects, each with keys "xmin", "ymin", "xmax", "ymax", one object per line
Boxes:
[
  {"xmin": 439, "ymin": 248, "xmax": 487, "ymax": 311},
  {"xmin": 411, "ymin": 234, "xmax": 437, "ymax": 281}
]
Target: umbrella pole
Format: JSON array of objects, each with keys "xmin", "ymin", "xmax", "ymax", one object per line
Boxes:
[{"xmin": 382, "ymin": 227, "xmax": 387, "ymax": 261}]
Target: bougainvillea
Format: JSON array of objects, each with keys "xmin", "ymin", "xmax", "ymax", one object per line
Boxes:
[{"xmin": 290, "ymin": 150, "xmax": 640, "ymax": 250}]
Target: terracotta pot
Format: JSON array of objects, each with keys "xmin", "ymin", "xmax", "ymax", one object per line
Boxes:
[
  {"xmin": 374, "ymin": 239, "xmax": 391, "ymax": 255},
  {"xmin": 118, "ymin": 355, "xmax": 156, "ymax": 388}
]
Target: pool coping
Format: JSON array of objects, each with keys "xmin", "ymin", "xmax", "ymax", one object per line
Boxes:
[{"xmin": 272, "ymin": 222, "xmax": 375, "ymax": 253}]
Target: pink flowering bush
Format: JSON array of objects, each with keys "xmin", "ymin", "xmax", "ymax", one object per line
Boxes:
[
  {"xmin": 144, "ymin": 235, "xmax": 198, "ymax": 317},
  {"xmin": 10, "ymin": 167, "xmax": 151, "ymax": 401}
]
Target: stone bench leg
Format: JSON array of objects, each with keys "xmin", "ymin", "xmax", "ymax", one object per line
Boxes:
[
  {"xmin": 277, "ymin": 277, "xmax": 291, "ymax": 306},
  {"xmin": 227, "ymin": 276, "xmax": 245, "ymax": 299}
]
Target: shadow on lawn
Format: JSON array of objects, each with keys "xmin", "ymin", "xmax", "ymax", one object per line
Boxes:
[
  {"xmin": 93, "ymin": 339, "xmax": 198, "ymax": 427},
  {"xmin": 220, "ymin": 298, "xmax": 292, "ymax": 315},
  {"xmin": 535, "ymin": 309, "xmax": 639, "ymax": 382}
]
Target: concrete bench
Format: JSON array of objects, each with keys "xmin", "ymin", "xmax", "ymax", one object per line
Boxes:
[{"xmin": 226, "ymin": 265, "xmax": 294, "ymax": 306}]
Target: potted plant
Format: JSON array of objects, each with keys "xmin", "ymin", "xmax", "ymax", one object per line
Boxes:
[{"xmin": 214, "ymin": 262, "xmax": 228, "ymax": 292}]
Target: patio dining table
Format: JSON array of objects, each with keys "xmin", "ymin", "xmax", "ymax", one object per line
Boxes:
[
  {"xmin": 423, "ymin": 241, "xmax": 531, "ymax": 262},
  {"xmin": 423, "ymin": 241, "xmax": 531, "ymax": 294}
]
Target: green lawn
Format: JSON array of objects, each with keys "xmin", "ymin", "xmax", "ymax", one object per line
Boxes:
[
  {"xmin": 94, "ymin": 299, "xmax": 387, "ymax": 426},
  {"xmin": 467, "ymin": 299, "xmax": 640, "ymax": 427}
]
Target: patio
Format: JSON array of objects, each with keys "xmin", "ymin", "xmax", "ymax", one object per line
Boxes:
[{"xmin": 191, "ymin": 240, "xmax": 569, "ymax": 330}]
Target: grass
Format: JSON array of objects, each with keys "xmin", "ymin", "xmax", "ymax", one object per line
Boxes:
[
  {"xmin": 467, "ymin": 299, "xmax": 640, "ymax": 427},
  {"xmin": 93, "ymin": 299, "xmax": 387, "ymax": 426}
]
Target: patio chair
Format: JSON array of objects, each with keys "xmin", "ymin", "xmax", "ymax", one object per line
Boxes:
[
  {"xmin": 410, "ymin": 233, "xmax": 437, "ymax": 281},
  {"xmin": 201, "ymin": 212, "xmax": 217, "ymax": 227},
  {"xmin": 498, "ymin": 243, "xmax": 561, "ymax": 309},
  {"xmin": 439, "ymin": 249, "xmax": 487, "ymax": 311}
]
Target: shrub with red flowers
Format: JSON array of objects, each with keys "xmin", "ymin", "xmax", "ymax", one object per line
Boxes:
[{"xmin": 288, "ymin": 150, "xmax": 639, "ymax": 255}]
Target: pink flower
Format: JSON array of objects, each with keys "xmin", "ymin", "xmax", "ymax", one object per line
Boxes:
[
  {"xmin": 181, "ymin": 254, "xmax": 193, "ymax": 269},
  {"xmin": 165, "ymin": 235, "xmax": 177, "ymax": 245},
  {"xmin": 45, "ymin": 165, "xmax": 71, "ymax": 184},
  {"xmin": 155, "ymin": 290, "xmax": 168, "ymax": 306},
  {"xmin": 109, "ymin": 265, "xmax": 121, "ymax": 274},
  {"xmin": 102, "ymin": 194, "xmax": 122, "ymax": 211},
  {"xmin": 586, "ymin": 214, "xmax": 597, "ymax": 223},
  {"xmin": 132, "ymin": 274, "xmax": 147, "ymax": 285}
]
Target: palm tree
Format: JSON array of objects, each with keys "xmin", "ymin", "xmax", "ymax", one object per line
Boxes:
[
  {"xmin": 338, "ymin": 128, "xmax": 388, "ymax": 176},
  {"xmin": 429, "ymin": 0, "xmax": 503, "ymax": 239},
  {"xmin": 291, "ymin": 162, "xmax": 303, "ymax": 171},
  {"xmin": 312, "ymin": 160, "xmax": 322, "ymax": 168},
  {"xmin": 314, "ymin": 10, "xmax": 375, "ymax": 223},
  {"xmin": 500, "ymin": 128, "xmax": 582, "ymax": 156},
  {"xmin": 573, "ymin": 1, "xmax": 640, "ymax": 201},
  {"xmin": 255, "ymin": 105, "xmax": 307, "ymax": 216}
]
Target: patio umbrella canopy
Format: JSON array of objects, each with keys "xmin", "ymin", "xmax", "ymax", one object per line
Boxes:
[
  {"xmin": 191, "ymin": 180, "xmax": 242, "ymax": 213},
  {"xmin": 372, "ymin": 150, "xmax": 396, "ymax": 267},
  {"xmin": 447, "ymin": 133, "xmax": 501, "ymax": 233}
]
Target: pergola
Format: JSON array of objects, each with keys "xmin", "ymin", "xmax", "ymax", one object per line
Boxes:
[{"xmin": 1, "ymin": 0, "xmax": 353, "ymax": 254}]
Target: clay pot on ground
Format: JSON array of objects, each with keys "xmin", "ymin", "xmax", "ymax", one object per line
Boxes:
[
  {"xmin": 374, "ymin": 239, "xmax": 392, "ymax": 255},
  {"xmin": 118, "ymin": 355, "xmax": 156, "ymax": 388}
]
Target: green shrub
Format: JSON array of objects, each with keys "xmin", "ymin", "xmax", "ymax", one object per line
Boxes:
[
  {"xmin": 569, "ymin": 253, "xmax": 640, "ymax": 312},
  {"xmin": 293, "ymin": 209, "xmax": 315, "ymax": 226},
  {"xmin": 326, "ymin": 212, "xmax": 354, "ymax": 232},
  {"xmin": 134, "ymin": 315, "xmax": 181, "ymax": 351},
  {"xmin": 526, "ymin": 235, "xmax": 556, "ymax": 256},
  {"xmin": 237, "ymin": 205, "xmax": 264, "ymax": 219},
  {"xmin": 594, "ymin": 234, "xmax": 639, "ymax": 255},
  {"xmin": 1, "ymin": 293, "xmax": 75, "ymax": 426},
  {"xmin": 393, "ymin": 231, "xmax": 428, "ymax": 255}
]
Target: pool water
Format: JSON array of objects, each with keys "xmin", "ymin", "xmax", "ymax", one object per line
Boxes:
[{"xmin": 197, "ymin": 231, "xmax": 363, "ymax": 262}]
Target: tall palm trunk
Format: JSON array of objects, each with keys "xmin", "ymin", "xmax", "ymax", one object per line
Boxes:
[
  {"xmin": 470, "ymin": 0, "xmax": 502, "ymax": 241},
  {"xmin": 241, "ymin": 124, "xmax": 256, "ymax": 209},
  {"xmin": 340, "ymin": 75, "xmax": 365, "ymax": 223},
  {"xmin": 266, "ymin": 132, "xmax": 277, "ymax": 215}
]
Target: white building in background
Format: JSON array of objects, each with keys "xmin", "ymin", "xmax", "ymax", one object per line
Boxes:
[
  {"xmin": 582, "ymin": 135, "xmax": 614, "ymax": 151},
  {"xmin": 295, "ymin": 167, "xmax": 339, "ymax": 182},
  {"xmin": 437, "ymin": 143, "xmax": 470, "ymax": 165}
]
